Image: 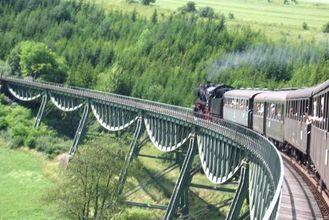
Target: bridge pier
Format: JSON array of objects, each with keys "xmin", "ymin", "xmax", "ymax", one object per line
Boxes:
[
  {"xmin": 34, "ymin": 93, "xmax": 48, "ymax": 128},
  {"xmin": 116, "ymin": 117, "xmax": 145, "ymax": 196},
  {"xmin": 175, "ymin": 149, "xmax": 191, "ymax": 220},
  {"xmin": 69, "ymin": 103, "xmax": 89, "ymax": 156},
  {"xmin": 164, "ymin": 134, "xmax": 197, "ymax": 220},
  {"xmin": 226, "ymin": 161, "xmax": 249, "ymax": 220}
]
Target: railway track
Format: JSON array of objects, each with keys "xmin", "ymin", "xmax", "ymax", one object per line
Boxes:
[{"xmin": 280, "ymin": 153, "xmax": 329, "ymax": 219}]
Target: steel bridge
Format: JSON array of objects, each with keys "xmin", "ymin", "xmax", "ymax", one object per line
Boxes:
[{"xmin": 0, "ymin": 76, "xmax": 283, "ymax": 220}]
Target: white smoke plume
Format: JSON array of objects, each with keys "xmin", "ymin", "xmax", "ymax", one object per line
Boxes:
[{"xmin": 207, "ymin": 43, "xmax": 327, "ymax": 81}]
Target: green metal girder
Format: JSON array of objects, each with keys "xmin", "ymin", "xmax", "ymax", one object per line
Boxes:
[
  {"xmin": 164, "ymin": 135, "xmax": 196, "ymax": 220},
  {"xmin": 226, "ymin": 161, "xmax": 249, "ymax": 220},
  {"xmin": 116, "ymin": 117, "xmax": 144, "ymax": 196},
  {"xmin": 145, "ymin": 115, "xmax": 191, "ymax": 152},
  {"xmin": 68, "ymin": 104, "xmax": 89, "ymax": 156},
  {"xmin": 34, "ymin": 93, "xmax": 48, "ymax": 128},
  {"xmin": 91, "ymin": 101, "xmax": 138, "ymax": 131},
  {"xmin": 7, "ymin": 83, "xmax": 42, "ymax": 101}
]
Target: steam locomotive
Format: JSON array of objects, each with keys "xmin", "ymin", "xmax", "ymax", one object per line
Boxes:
[{"xmin": 195, "ymin": 80, "xmax": 329, "ymax": 191}]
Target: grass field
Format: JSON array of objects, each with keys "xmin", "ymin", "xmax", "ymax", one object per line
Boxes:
[
  {"xmin": 0, "ymin": 138, "xmax": 238, "ymax": 219},
  {"xmin": 92, "ymin": 0, "xmax": 329, "ymax": 42},
  {"xmin": 0, "ymin": 144, "xmax": 63, "ymax": 220}
]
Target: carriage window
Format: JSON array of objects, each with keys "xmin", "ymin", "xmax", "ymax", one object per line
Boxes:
[
  {"xmin": 232, "ymin": 98, "xmax": 237, "ymax": 109},
  {"xmin": 226, "ymin": 98, "xmax": 233, "ymax": 107},
  {"xmin": 319, "ymin": 95, "xmax": 325, "ymax": 129},
  {"xmin": 268, "ymin": 103, "xmax": 276, "ymax": 119},
  {"xmin": 326, "ymin": 92, "xmax": 329, "ymax": 132},
  {"xmin": 239, "ymin": 99, "xmax": 243, "ymax": 110},
  {"xmin": 301, "ymin": 100, "xmax": 305, "ymax": 119},
  {"xmin": 294, "ymin": 100, "xmax": 298, "ymax": 120},
  {"xmin": 324, "ymin": 92, "xmax": 329, "ymax": 131},
  {"xmin": 288, "ymin": 101, "xmax": 294, "ymax": 119},
  {"xmin": 276, "ymin": 103, "xmax": 283, "ymax": 121},
  {"xmin": 254, "ymin": 102, "xmax": 263, "ymax": 116},
  {"xmin": 313, "ymin": 100, "xmax": 317, "ymax": 117},
  {"xmin": 298, "ymin": 100, "xmax": 303, "ymax": 121},
  {"xmin": 312, "ymin": 95, "xmax": 328, "ymax": 130}
]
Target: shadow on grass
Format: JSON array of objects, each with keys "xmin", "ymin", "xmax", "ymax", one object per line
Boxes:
[{"xmin": 124, "ymin": 157, "xmax": 231, "ymax": 219}]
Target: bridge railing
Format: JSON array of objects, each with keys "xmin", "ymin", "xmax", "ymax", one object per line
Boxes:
[{"xmin": 1, "ymin": 76, "xmax": 283, "ymax": 219}]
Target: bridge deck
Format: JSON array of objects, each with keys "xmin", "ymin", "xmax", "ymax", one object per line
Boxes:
[{"xmin": 278, "ymin": 160, "xmax": 323, "ymax": 220}]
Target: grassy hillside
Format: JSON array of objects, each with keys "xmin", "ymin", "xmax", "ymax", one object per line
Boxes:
[
  {"xmin": 93, "ymin": 0, "xmax": 329, "ymax": 42},
  {"xmin": 0, "ymin": 145, "xmax": 64, "ymax": 220}
]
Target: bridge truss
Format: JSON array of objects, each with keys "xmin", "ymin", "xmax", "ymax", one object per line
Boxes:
[{"xmin": 0, "ymin": 77, "xmax": 283, "ymax": 220}]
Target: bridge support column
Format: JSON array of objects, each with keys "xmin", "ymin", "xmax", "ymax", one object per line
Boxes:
[
  {"xmin": 226, "ymin": 161, "xmax": 249, "ymax": 220},
  {"xmin": 34, "ymin": 93, "xmax": 48, "ymax": 128},
  {"xmin": 164, "ymin": 134, "xmax": 196, "ymax": 220},
  {"xmin": 116, "ymin": 117, "xmax": 145, "ymax": 196},
  {"xmin": 69, "ymin": 104, "xmax": 89, "ymax": 156}
]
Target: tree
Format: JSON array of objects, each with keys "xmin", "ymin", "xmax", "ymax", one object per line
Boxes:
[
  {"xmin": 49, "ymin": 141, "xmax": 126, "ymax": 219},
  {"xmin": 185, "ymin": 1, "xmax": 196, "ymax": 12},
  {"xmin": 140, "ymin": 0, "xmax": 155, "ymax": 5},
  {"xmin": 8, "ymin": 41, "xmax": 67, "ymax": 83},
  {"xmin": 151, "ymin": 9, "xmax": 158, "ymax": 24},
  {"xmin": 199, "ymin": 7, "xmax": 215, "ymax": 18},
  {"xmin": 322, "ymin": 22, "xmax": 329, "ymax": 33},
  {"xmin": 69, "ymin": 60, "xmax": 95, "ymax": 88},
  {"xmin": 8, "ymin": 45, "xmax": 21, "ymax": 76}
]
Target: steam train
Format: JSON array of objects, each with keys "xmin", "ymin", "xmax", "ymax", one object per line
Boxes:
[{"xmin": 195, "ymin": 80, "xmax": 329, "ymax": 191}]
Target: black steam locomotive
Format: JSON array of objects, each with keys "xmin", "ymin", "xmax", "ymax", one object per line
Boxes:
[
  {"xmin": 194, "ymin": 82, "xmax": 232, "ymax": 119},
  {"xmin": 195, "ymin": 80, "xmax": 329, "ymax": 191}
]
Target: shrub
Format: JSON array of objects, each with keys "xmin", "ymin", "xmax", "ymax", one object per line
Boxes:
[
  {"xmin": 140, "ymin": 0, "xmax": 155, "ymax": 5},
  {"xmin": 322, "ymin": 22, "xmax": 329, "ymax": 33},
  {"xmin": 302, "ymin": 22, "xmax": 308, "ymax": 30},
  {"xmin": 228, "ymin": 12, "xmax": 234, "ymax": 19},
  {"xmin": 8, "ymin": 137, "xmax": 24, "ymax": 149},
  {"xmin": 181, "ymin": 1, "xmax": 196, "ymax": 13},
  {"xmin": 199, "ymin": 7, "xmax": 215, "ymax": 18}
]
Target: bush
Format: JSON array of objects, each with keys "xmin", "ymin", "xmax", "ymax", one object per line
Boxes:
[
  {"xmin": 180, "ymin": 1, "xmax": 196, "ymax": 13},
  {"xmin": 0, "ymin": 100, "xmax": 67, "ymax": 156},
  {"xmin": 8, "ymin": 136, "xmax": 24, "ymax": 149},
  {"xmin": 199, "ymin": 7, "xmax": 215, "ymax": 18},
  {"xmin": 228, "ymin": 12, "xmax": 234, "ymax": 19},
  {"xmin": 322, "ymin": 22, "xmax": 329, "ymax": 33},
  {"xmin": 302, "ymin": 22, "xmax": 308, "ymax": 30},
  {"xmin": 140, "ymin": 0, "xmax": 155, "ymax": 5}
]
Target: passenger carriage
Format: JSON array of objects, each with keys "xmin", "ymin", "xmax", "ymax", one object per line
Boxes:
[
  {"xmin": 310, "ymin": 80, "xmax": 329, "ymax": 187},
  {"xmin": 284, "ymin": 87, "xmax": 315, "ymax": 157},
  {"xmin": 253, "ymin": 91, "xmax": 290, "ymax": 144},
  {"xmin": 223, "ymin": 90, "xmax": 262, "ymax": 128}
]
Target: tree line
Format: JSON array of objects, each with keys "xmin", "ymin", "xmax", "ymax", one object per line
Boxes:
[{"xmin": 0, "ymin": 0, "xmax": 328, "ymax": 107}]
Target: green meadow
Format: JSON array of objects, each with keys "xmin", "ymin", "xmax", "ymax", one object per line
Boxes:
[
  {"xmin": 92, "ymin": 0, "xmax": 329, "ymax": 42},
  {"xmin": 0, "ymin": 145, "xmax": 63, "ymax": 220}
]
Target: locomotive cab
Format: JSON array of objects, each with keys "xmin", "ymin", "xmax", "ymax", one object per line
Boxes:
[{"xmin": 195, "ymin": 82, "xmax": 232, "ymax": 118}]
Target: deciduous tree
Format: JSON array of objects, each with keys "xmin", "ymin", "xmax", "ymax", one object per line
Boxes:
[{"xmin": 49, "ymin": 142, "xmax": 126, "ymax": 219}]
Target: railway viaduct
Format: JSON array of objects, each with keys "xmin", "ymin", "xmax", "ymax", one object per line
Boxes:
[{"xmin": 0, "ymin": 76, "xmax": 283, "ymax": 220}]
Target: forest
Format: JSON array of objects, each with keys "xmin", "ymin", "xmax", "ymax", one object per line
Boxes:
[{"xmin": 1, "ymin": 0, "xmax": 328, "ymax": 107}]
